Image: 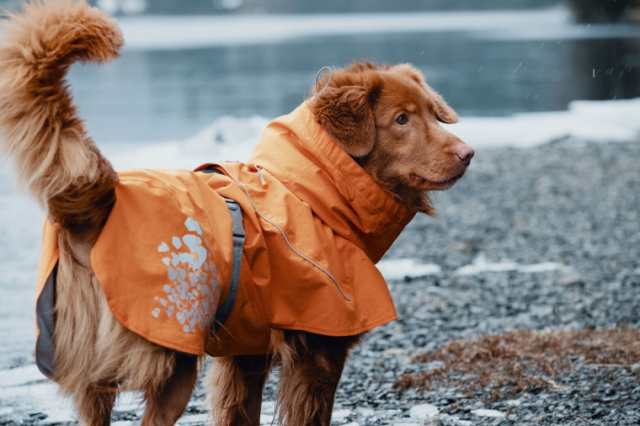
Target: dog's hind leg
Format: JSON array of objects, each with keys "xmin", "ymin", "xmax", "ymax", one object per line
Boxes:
[
  {"xmin": 275, "ymin": 332, "xmax": 361, "ymax": 426},
  {"xmin": 73, "ymin": 383, "xmax": 116, "ymax": 426},
  {"xmin": 141, "ymin": 353, "xmax": 198, "ymax": 426},
  {"xmin": 208, "ymin": 355, "xmax": 272, "ymax": 426}
]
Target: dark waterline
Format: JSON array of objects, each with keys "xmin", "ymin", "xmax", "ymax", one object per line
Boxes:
[{"xmin": 69, "ymin": 32, "xmax": 640, "ymax": 143}]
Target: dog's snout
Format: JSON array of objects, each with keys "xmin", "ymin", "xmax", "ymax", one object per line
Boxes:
[{"xmin": 453, "ymin": 143, "xmax": 474, "ymax": 165}]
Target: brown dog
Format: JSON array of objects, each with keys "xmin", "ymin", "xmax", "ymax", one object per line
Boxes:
[{"xmin": 0, "ymin": 1, "xmax": 473, "ymax": 425}]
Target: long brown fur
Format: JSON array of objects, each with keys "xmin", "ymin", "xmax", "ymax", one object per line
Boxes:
[
  {"xmin": 0, "ymin": 1, "xmax": 472, "ymax": 424},
  {"xmin": 0, "ymin": 0, "xmax": 120, "ymax": 239},
  {"xmin": 208, "ymin": 355, "xmax": 272, "ymax": 425},
  {"xmin": 274, "ymin": 331, "xmax": 361, "ymax": 426},
  {"xmin": 0, "ymin": 1, "xmax": 183, "ymax": 424}
]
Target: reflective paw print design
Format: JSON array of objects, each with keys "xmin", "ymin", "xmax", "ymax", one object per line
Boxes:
[{"xmin": 152, "ymin": 217, "xmax": 220, "ymax": 334}]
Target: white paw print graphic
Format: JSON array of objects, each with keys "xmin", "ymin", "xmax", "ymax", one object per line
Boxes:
[{"xmin": 152, "ymin": 217, "xmax": 219, "ymax": 333}]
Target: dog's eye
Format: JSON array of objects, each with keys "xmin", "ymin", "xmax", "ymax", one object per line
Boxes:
[{"xmin": 395, "ymin": 113, "xmax": 409, "ymax": 125}]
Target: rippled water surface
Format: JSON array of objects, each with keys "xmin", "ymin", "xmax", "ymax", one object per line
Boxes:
[{"xmin": 67, "ymin": 9, "xmax": 640, "ymax": 143}]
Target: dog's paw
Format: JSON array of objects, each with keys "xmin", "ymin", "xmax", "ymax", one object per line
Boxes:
[{"xmin": 152, "ymin": 217, "xmax": 220, "ymax": 334}]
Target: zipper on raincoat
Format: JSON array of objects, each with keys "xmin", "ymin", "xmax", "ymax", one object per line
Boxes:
[{"xmin": 229, "ymin": 167, "xmax": 353, "ymax": 302}]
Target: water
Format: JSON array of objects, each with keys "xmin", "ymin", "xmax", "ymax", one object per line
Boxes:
[{"xmin": 67, "ymin": 9, "xmax": 640, "ymax": 144}]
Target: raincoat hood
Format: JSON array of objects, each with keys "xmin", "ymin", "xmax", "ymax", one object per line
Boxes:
[
  {"xmin": 252, "ymin": 103, "xmax": 413, "ymax": 262},
  {"xmin": 36, "ymin": 102, "xmax": 417, "ymax": 357}
]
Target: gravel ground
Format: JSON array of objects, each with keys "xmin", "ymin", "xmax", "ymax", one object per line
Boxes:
[
  {"xmin": 334, "ymin": 137, "xmax": 640, "ymax": 425},
  {"xmin": 1, "ymin": 137, "xmax": 639, "ymax": 425}
]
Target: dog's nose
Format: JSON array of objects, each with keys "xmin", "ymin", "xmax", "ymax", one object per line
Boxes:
[{"xmin": 453, "ymin": 143, "xmax": 474, "ymax": 165}]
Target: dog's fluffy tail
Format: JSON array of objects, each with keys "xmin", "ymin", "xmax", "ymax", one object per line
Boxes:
[{"xmin": 0, "ymin": 0, "xmax": 122, "ymax": 238}]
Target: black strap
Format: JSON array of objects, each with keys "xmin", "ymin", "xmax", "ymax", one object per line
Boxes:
[
  {"xmin": 211, "ymin": 199, "xmax": 245, "ymax": 334},
  {"xmin": 35, "ymin": 263, "xmax": 57, "ymax": 378}
]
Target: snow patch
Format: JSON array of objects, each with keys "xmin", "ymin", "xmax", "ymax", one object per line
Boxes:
[
  {"xmin": 377, "ymin": 258, "xmax": 442, "ymax": 281},
  {"xmin": 378, "ymin": 256, "xmax": 573, "ymax": 280},
  {"xmin": 0, "ymin": 366, "xmax": 144, "ymax": 423},
  {"xmin": 455, "ymin": 255, "xmax": 571, "ymax": 276},
  {"xmin": 115, "ymin": 392, "xmax": 144, "ymax": 411},
  {"xmin": 409, "ymin": 403, "xmax": 439, "ymax": 420},
  {"xmin": 103, "ymin": 115, "xmax": 266, "ymax": 171},
  {"xmin": 260, "ymin": 413, "xmax": 274, "ymax": 424},
  {"xmin": 357, "ymin": 407, "xmax": 375, "ymax": 417},
  {"xmin": 0, "ymin": 381, "xmax": 74, "ymax": 423},
  {"xmin": 178, "ymin": 413, "xmax": 209, "ymax": 424},
  {"xmin": 471, "ymin": 408, "xmax": 507, "ymax": 418},
  {"xmin": 262, "ymin": 400, "xmax": 276, "ymax": 414},
  {"xmin": 479, "ymin": 23, "xmax": 640, "ymax": 41},
  {"xmin": 0, "ymin": 364, "xmax": 46, "ymax": 388},
  {"xmin": 448, "ymin": 98, "xmax": 640, "ymax": 149},
  {"xmin": 332, "ymin": 408, "xmax": 353, "ymax": 422}
]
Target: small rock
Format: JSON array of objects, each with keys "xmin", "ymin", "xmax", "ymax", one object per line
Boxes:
[
  {"xmin": 559, "ymin": 272, "xmax": 583, "ymax": 285},
  {"xmin": 177, "ymin": 414, "xmax": 208, "ymax": 425},
  {"xmin": 262, "ymin": 400, "xmax": 276, "ymax": 414},
  {"xmin": 504, "ymin": 399, "xmax": 522, "ymax": 407},
  {"xmin": 630, "ymin": 363, "xmax": 640, "ymax": 375},
  {"xmin": 331, "ymin": 408, "xmax": 352, "ymax": 422},
  {"xmin": 471, "ymin": 409, "xmax": 506, "ymax": 418},
  {"xmin": 260, "ymin": 413, "xmax": 274, "ymax": 425},
  {"xmin": 356, "ymin": 407, "xmax": 375, "ymax": 417},
  {"xmin": 438, "ymin": 414, "xmax": 473, "ymax": 426},
  {"xmin": 383, "ymin": 348, "xmax": 408, "ymax": 357},
  {"xmin": 424, "ymin": 361, "xmax": 446, "ymax": 371},
  {"xmin": 409, "ymin": 403, "xmax": 439, "ymax": 421}
]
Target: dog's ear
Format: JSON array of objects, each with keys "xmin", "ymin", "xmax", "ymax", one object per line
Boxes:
[
  {"xmin": 393, "ymin": 64, "xmax": 459, "ymax": 124},
  {"xmin": 428, "ymin": 89, "xmax": 458, "ymax": 124},
  {"xmin": 311, "ymin": 71, "xmax": 382, "ymax": 158}
]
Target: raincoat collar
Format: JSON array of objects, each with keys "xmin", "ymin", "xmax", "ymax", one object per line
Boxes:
[{"xmin": 251, "ymin": 102, "xmax": 416, "ymax": 261}]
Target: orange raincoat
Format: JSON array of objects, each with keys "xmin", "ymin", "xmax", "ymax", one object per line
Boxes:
[{"xmin": 36, "ymin": 102, "xmax": 416, "ymax": 356}]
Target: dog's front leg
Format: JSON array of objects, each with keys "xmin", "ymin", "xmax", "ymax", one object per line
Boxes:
[
  {"xmin": 276, "ymin": 332, "xmax": 361, "ymax": 426},
  {"xmin": 208, "ymin": 355, "xmax": 272, "ymax": 426}
]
